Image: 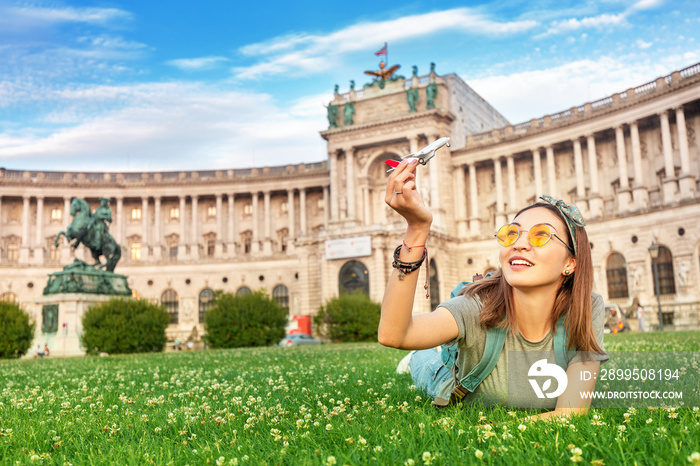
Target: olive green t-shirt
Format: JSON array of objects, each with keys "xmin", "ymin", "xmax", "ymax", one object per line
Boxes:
[{"xmin": 435, "ymin": 292, "xmax": 608, "ymax": 409}]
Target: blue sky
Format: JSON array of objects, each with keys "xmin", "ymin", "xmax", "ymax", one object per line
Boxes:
[{"xmin": 0, "ymin": 0, "xmax": 698, "ymax": 172}]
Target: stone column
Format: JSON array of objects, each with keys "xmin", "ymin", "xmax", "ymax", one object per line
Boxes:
[
  {"xmin": 586, "ymin": 134, "xmax": 602, "ymax": 218},
  {"xmin": 572, "ymin": 138, "xmax": 586, "ymax": 200},
  {"xmin": 215, "ymin": 194, "xmax": 223, "ymax": 258},
  {"xmin": 532, "ymin": 148, "xmax": 543, "ymax": 198},
  {"xmin": 329, "ymin": 151, "xmax": 339, "ymax": 221},
  {"xmin": 494, "ymin": 158, "xmax": 506, "ymax": 226},
  {"xmin": 0, "ymin": 197, "xmax": 2, "ymax": 250},
  {"xmin": 35, "ymin": 196, "xmax": 44, "ymax": 246},
  {"xmin": 615, "ymin": 125, "xmax": 631, "ymax": 212},
  {"xmin": 659, "ymin": 110, "xmax": 677, "ymax": 203},
  {"xmin": 629, "ymin": 122, "xmax": 648, "ymax": 209},
  {"xmin": 153, "ymin": 197, "xmax": 162, "ymax": 261},
  {"xmin": 546, "ymin": 145, "xmax": 557, "ymax": 197},
  {"xmin": 468, "ymin": 163, "xmax": 481, "ymax": 235},
  {"xmin": 287, "ymin": 189, "xmax": 295, "ymax": 254},
  {"xmin": 322, "ymin": 186, "xmax": 329, "ymax": 231},
  {"xmin": 141, "ymin": 197, "xmax": 149, "ymax": 261},
  {"xmin": 506, "ymin": 155, "xmax": 517, "ymax": 214},
  {"xmin": 454, "ymin": 165, "xmax": 468, "ymax": 237},
  {"xmin": 251, "ymin": 193, "xmax": 259, "ymax": 254},
  {"xmin": 299, "ymin": 189, "xmax": 307, "ymax": 235},
  {"xmin": 227, "ymin": 194, "xmax": 236, "ymax": 257},
  {"xmin": 62, "ymin": 197, "xmax": 72, "ymax": 262},
  {"xmin": 179, "ymin": 196, "xmax": 186, "ymax": 258},
  {"xmin": 20, "ymin": 196, "xmax": 30, "ymax": 264},
  {"xmin": 263, "ymin": 191, "xmax": 272, "ymax": 255},
  {"xmin": 34, "ymin": 196, "xmax": 44, "ymax": 264},
  {"xmin": 115, "ymin": 197, "xmax": 123, "ymax": 245},
  {"xmin": 675, "ymin": 106, "xmax": 695, "ymax": 200},
  {"xmin": 345, "ymin": 148, "xmax": 356, "ymax": 220},
  {"xmin": 190, "ymin": 195, "xmax": 199, "ymax": 259},
  {"xmin": 362, "ymin": 186, "xmax": 370, "ymax": 226},
  {"xmin": 429, "ymin": 135, "xmax": 443, "ymax": 227}
]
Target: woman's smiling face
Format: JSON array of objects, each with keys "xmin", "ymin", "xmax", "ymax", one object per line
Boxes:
[{"xmin": 499, "ymin": 206, "xmax": 576, "ymax": 290}]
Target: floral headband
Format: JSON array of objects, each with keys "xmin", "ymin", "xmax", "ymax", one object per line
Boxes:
[{"xmin": 538, "ymin": 195, "xmax": 586, "ymax": 255}]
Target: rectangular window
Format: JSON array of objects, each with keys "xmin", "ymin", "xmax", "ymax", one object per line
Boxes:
[
  {"xmin": 244, "ymin": 237, "xmax": 251, "ymax": 254},
  {"xmin": 170, "ymin": 245, "xmax": 178, "ymax": 259},
  {"xmin": 51, "ymin": 208, "xmax": 62, "ymax": 221},
  {"xmin": 207, "ymin": 241, "xmax": 215, "ymax": 257},
  {"xmin": 280, "ymin": 202, "xmax": 288, "ymax": 213},
  {"xmin": 130, "ymin": 243, "xmax": 141, "ymax": 261},
  {"xmin": 7, "ymin": 244, "xmax": 19, "ymax": 262},
  {"xmin": 244, "ymin": 204, "xmax": 253, "ymax": 215},
  {"xmin": 170, "ymin": 207, "xmax": 180, "ymax": 220},
  {"xmin": 207, "ymin": 206, "xmax": 216, "ymax": 218},
  {"xmin": 131, "ymin": 208, "xmax": 142, "ymax": 220}
]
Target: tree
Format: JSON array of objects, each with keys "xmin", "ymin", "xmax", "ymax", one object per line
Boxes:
[
  {"xmin": 0, "ymin": 301, "xmax": 35, "ymax": 359},
  {"xmin": 314, "ymin": 292, "xmax": 380, "ymax": 342},
  {"xmin": 81, "ymin": 298, "xmax": 169, "ymax": 354},
  {"xmin": 205, "ymin": 290, "xmax": 287, "ymax": 348}
]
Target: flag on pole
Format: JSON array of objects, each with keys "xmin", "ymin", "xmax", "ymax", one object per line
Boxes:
[{"xmin": 375, "ymin": 43, "xmax": 388, "ymax": 56}]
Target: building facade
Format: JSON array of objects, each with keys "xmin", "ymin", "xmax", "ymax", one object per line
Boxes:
[{"xmin": 1, "ymin": 62, "xmax": 699, "ymax": 351}]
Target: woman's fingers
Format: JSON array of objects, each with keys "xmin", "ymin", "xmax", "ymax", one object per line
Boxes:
[{"xmin": 385, "ymin": 160, "xmax": 418, "ymax": 203}]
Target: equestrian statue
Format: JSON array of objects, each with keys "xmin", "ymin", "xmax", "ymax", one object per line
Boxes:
[{"xmin": 54, "ymin": 197, "xmax": 122, "ymax": 273}]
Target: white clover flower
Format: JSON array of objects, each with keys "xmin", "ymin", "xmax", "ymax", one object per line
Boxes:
[
  {"xmin": 326, "ymin": 456, "xmax": 337, "ymax": 466},
  {"xmin": 475, "ymin": 449, "xmax": 484, "ymax": 459},
  {"xmin": 422, "ymin": 451, "xmax": 433, "ymax": 465},
  {"xmin": 687, "ymin": 452, "xmax": 700, "ymax": 465},
  {"xmin": 518, "ymin": 424, "xmax": 527, "ymax": 432}
]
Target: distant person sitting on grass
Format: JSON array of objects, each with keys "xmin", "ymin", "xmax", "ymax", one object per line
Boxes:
[
  {"xmin": 378, "ymin": 159, "xmax": 608, "ymax": 420},
  {"xmin": 43, "ymin": 344, "xmax": 50, "ymax": 357}
]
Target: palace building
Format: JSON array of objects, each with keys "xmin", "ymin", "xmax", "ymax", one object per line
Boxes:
[{"xmin": 1, "ymin": 62, "xmax": 699, "ymax": 353}]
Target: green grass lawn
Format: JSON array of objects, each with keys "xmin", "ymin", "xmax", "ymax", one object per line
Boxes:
[{"xmin": 1, "ymin": 331, "xmax": 699, "ymax": 465}]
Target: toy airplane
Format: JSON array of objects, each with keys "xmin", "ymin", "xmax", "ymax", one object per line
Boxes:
[{"xmin": 385, "ymin": 137, "xmax": 451, "ymax": 172}]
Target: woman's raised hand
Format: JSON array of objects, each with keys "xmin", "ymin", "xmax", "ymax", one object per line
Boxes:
[{"xmin": 384, "ymin": 159, "xmax": 433, "ymax": 229}]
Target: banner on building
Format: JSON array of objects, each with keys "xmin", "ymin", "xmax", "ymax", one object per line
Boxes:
[{"xmin": 325, "ymin": 236, "xmax": 372, "ymax": 260}]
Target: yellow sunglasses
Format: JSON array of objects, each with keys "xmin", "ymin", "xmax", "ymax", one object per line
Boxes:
[{"xmin": 495, "ymin": 223, "xmax": 574, "ymax": 254}]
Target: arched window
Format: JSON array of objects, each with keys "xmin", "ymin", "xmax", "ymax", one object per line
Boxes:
[
  {"xmin": 161, "ymin": 289, "xmax": 179, "ymax": 324},
  {"xmin": 606, "ymin": 253, "xmax": 629, "ymax": 299},
  {"xmin": 272, "ymin": 285, "xmax": 289, "ymax": 311},
  {"xmin": 199, "ymin": 288, "xmax": 215, "ymax": 323},
  {"xmin": 429, "ymin": 258, "xmax": 440, "ymax": 311},
  {"xmin": 236, "ymin": 286, "xmax": 251, "ymax": 296},
  {"xmin": 0, "ymin": 292, "xmax": 18, "ymax": 303},
  {"xmin": 652, "ymin": 246, "xmax": 676, "ymax": 295},
  {"xmin": 339, "ymin": 260, "xmax": 369, "ymax": 295}
]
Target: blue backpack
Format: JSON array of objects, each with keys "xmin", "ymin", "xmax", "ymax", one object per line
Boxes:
[{"xmin": 439, "ymin": 278, "xmax": 575, "ymax": 402}]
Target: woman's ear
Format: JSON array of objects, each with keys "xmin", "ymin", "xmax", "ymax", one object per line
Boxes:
[{"xmin": 563, "ymin": 257, "xmax": 576, "ymax": 276}]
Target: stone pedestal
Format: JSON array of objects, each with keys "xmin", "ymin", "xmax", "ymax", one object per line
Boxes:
[
  {"xmin": 30, "ymin": 293, "xmax": 121, "ymax": 357},
  {"xmin": 588, "ymin": 196, "xmax": 603, "ymax": 219},
  {"xmin": 632, "ymin": 187, "xmax": 649, "ymax": 210},
  {"xmin": 678, "ymin": 175, "xmax": 696, "ymax": 201}
]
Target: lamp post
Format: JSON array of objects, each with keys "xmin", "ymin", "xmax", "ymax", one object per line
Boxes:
[{"xmin": 648, "ymin": 242, "xmax": 664, "ymax": 331}]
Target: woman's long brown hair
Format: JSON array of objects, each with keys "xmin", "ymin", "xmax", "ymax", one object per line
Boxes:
[{"xmin": 460, "ymin": 203, "xmax": 602, "ymax": 353}]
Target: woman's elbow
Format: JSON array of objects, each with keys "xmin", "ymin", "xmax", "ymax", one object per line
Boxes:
[{"xmin": 377, "ymin": 326, "xmax": 403, "ymax": 348}]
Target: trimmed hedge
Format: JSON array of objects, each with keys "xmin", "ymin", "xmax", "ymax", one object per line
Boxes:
[
  {"xmin": 81, "ymin": 298, "xmax": 170, "ymax": 355},
  {"xmin": 314, "ymin": 292, "xmax": 380, "ymax": 342},
  {"xmin": 0, "ymin": 301, "xmax": 35, "ymax": 359},
  {"xmin": 204, "ymin": 290, "xmax": 287, "ymax": 348}
]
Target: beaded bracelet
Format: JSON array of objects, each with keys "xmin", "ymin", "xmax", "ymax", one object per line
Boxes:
[{"xmin": 391, "ymin": 244, "xmax": 431, "ymax": 298}]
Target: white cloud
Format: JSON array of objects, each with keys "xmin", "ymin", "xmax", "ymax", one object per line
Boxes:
[
  {"xmin": 467, "ymin": 56, "xmax": 691, "ymax": 124},
  {"xmin": 0, "ymin": 4, "xmax": 131, "ymax": 32},
  {"xmin": 233, "ymin": 8, "xmax": 538, "ymax": 80},
  {"xmin": 167, "ymin": 57, "xmax": 231, "ymax": 71},
  {"xmin": 636, "ymin": 38, "xmax": 653, "ymax": 49},
  {"xmin": 537, "ymin": 13, "xmax": 626, "ymax": 38},
  {"xmin": 628, "ymin": 0, "xmax": 665, "ymax": 12},
  {"xmin": 0, "ymin": 82, "xmax": 327, "ymax": 171}
]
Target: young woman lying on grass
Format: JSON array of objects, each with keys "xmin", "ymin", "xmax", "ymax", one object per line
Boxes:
[{"xmin": 378, "ymin": 158, "xmax": 608, "ymax": 420}]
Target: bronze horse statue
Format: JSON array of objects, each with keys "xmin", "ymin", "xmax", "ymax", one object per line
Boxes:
[{"xmin": 54, "ymin": 198, "xmax": 122, "ymax": 273}]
